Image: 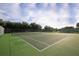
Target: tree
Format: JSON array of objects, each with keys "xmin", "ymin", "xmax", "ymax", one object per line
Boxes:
[
  {"xmin": 76, "ymin": 23, "xmax": 79, "ymax": 28},
  {"xmin": 74, "ymin": 23, "xmax": 79, "ymax": 33},
  {"xmin": 22, "ymin": 22, "xmax": 29, "ymax": 31},
  {"xmin": 59, "ymin": 26, "xmax": 75, "ymax": 33},
  {"xmin": 30, "ymin": 23, "xmax": 42, "ymax": 31},
  {"xmin": 43, "ymin": 26, "xmax": 53, "ymax": 32},
  {"xmin": 0, "ymin": 19, "xmax": 4, "ymax": 26}
]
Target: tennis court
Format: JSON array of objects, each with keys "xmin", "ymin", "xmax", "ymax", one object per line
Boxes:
[{"xmin": 13, "ymin": 32, "xmax": 70, "ymax": 52}]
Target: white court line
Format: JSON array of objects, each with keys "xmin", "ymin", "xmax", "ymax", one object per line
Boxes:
[
  {"xmin": 13, "ymin": 34, "xmax": 45, "ymax": 52},
  {"xmin": 40, "ymin": 36, "xmax": 71, "ymax": 52},
  {"xmin": 15, "ymin": 36, "xmax": 41, "ymax": 52},
  {"xmin": 14, "ymin": 35, "xmax": 71, "ymax": 52},
  {"xmin": 21, "ymin": 35, "xmax": 50, "ymax": 46}
]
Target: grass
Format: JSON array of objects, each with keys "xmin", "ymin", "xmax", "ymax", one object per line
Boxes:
[{"xmin": 0, "ymin": 32, "xmax": 79, "ymax": 56}]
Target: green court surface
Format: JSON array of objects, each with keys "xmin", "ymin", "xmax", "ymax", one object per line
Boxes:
[{"xmin": 0, "ymin": 32, "xmax": 79, "ymax": 56}]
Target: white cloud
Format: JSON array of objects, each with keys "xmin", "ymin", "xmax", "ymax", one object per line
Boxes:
[
  {"xmin": 56, "ymin": 3, "xmax": 76, "ymax": 28},
  {"xmin": 0, "ymin": 9, "xmax": 10, "ymax": 21},
  {"xmin": 0, "ymin": 4, "xmax": 22, "ymax": 22},
  {"xmin": 21, "ymin": 3, "xmax": 77, "ymax": 29},
  {"xmin": 27, "ymin": 3, "xmax": 36, "ymax": 9},
  {"xmin": 75, "ymin": 4, "xmax": 79, "ymax": 23},
  {"xmin": 0, "ymin": 9, "xmax": 6, "ymax": 13},
  {"xmin": 10, "ymin": 3, "xmax": 21, "ymax": 18},
  {"xmin": 0, "ymin": 3, "xmax": 78, "ymax": 28}
]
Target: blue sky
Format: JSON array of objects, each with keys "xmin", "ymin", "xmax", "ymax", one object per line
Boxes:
[{"xmin": 0, "ymin": 3, "xmax": 79, "ymax": 28}]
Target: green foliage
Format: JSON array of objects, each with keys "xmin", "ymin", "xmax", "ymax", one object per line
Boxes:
[
  {"xmin": 59, "ymin": 26, "xmax": 75, "ymax": 33},
  {"xmin": 0, "ymin": 19, "xmax": 4, "ymax": 26},
  {"xmin": 43, "ymin": 26, "xmax": 54, "ymax": 32},
  {"xmin": 76, "ymin": 23, "xmax": 79, "ymax": 28},
  {"xmin": 0, "ymin": 19, "xmax": 79, "ymax": 33},
  {"xmin": 30, "ymin": 23, "xmax": 42, "ymax": 32},
  {"xmin": 0, "ymin": 19, "xmax": 42, "ymax": 32}
]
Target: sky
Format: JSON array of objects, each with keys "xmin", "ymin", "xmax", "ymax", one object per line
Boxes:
[{"xmin": 0, "ymin": 3, "xmax": 79, "ymax": 28}]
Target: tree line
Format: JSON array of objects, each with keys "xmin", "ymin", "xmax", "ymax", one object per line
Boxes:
[{"xmin": 0, "ymin": 19, "xmax": 79, "ymax": 33}]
